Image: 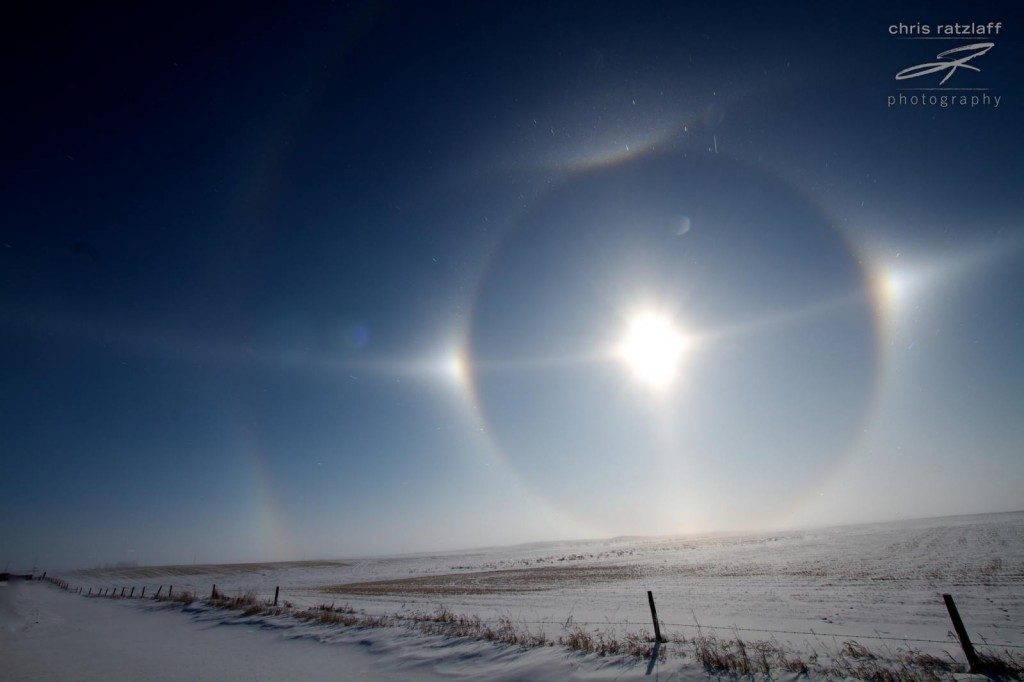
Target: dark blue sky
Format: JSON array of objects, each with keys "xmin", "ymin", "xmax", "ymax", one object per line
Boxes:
[{"xmin": 2, "ymin": 1, "xmax": 1022, "ymax": 569}]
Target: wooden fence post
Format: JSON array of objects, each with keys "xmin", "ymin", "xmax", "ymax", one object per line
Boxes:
[
  {"xmin": 129, "ymin": 587, "xmax": 135, "ymax": 598},
  {"xmin": 120, "ymin": 586, "xmax": 125, "ymax": 597},
  {"xmin": 647, "ymin": 591, "xmax": 665, "ymax": 643},
  {"xmin": 274, "ymin": 586, "xmax": 280, "ymax": 606},
  {"xmin": 156, "ymin": 585, "xmax": 162, "ymax": 597},
  {"xmin": 211, "ymin": 584, "xmax": 217, "ymax": 600},
  {"xmin": 943, "ymin": 594, "xmax": 981, "ymax": 672},
  {"xmin": 141, "ymin": 586, "xmax": 146, "ymax": 598},
  {"xmin": 169, "ymin": 585, "xmax": 173, "ymax": 598}
]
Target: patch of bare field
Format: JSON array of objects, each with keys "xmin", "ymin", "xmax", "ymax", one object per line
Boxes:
[
  {"xmin": 76, "ymin": 560, "xmax": 351, "ymax": 580},
  {"xmin": 323, "ymin": 564, "xmax": 646, "ymax": 596},
  {"xmin": 321, "ymin": 553, "xmax": 1024, "ymax": 597}
]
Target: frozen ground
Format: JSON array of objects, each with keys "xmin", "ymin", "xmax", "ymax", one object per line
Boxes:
[
  {"xmin": 4, "ymin": 511, "xmax": 1021, "ymax": 679},
  {"xmin": 2, "ymin": 578, "xmax": 666, "ymax": 681},
  {"xmin": 68, "ymin": 512, "xmax": 1024, "ymax": 652}
]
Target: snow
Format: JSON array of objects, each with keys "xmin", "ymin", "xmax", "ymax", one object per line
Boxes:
[
  {"xmin": 1, "ymin": 579, "xmax": 692, "ymax": 680},
  {"xmin": 2, "ymin": 580, "xmax": 414, "ymax": 681},
  {"xmin": 67, "ymin": 512, "xmax": 1023, "ymax": 649},
  {"xmin": 3, "ymin": 512, "xmax": 1022, "ymax": 679}
]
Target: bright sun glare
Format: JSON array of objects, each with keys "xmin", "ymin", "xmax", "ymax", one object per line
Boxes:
[{"xmin": 616, "ymin": 311, "xmax": 689, "ymax": 390}]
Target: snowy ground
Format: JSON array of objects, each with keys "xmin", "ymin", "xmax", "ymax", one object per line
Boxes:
[
  {"xmin": 3, "ymin": 578, "xmax": 667, "ymax": 680},
  {"xmin": 68, "ymin": 512, "xmax": 1024, "ymax": 650},
  {"xmin": 4, "ymin": 512, "xmax": 1022, "ymax": 679}
]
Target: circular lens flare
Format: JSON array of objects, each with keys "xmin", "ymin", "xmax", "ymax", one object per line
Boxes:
[{"xmin": 616, "ymin": 311, "xmax": 689, "ymax": 390}]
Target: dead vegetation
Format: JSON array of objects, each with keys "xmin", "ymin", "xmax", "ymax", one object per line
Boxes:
[
  {"xmin": 75, "ymin": 560, "xmax": 351, "ymax": 580},
  {"xmin": 153, "ymin": 590, "xmax": 197, "ymax": 605},
  {"xmin": 557, "ymin": 616, "xmax": 657, "ymax": 658},
  {"xmin": 206, "ymin": 588, "xmax": 260, "ymax": 609},
  {"xmin": 977, "ymin": 649, "xmax": 1024, "ymax": 679},
  {"xmin": 401, "ymin": 607, "xmax": 549, "ymax": 647},
  {"xmin": 110, "ymin": 590, "xmax": 1024, "ymax": 679},
  {"xmin": 689, "ymin": 632, "xmax": 810, "ymax": 675}
]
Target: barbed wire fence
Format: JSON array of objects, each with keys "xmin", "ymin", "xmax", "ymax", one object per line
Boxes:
[{"xmin": 29, "ymin": 572, "xmax": 1024, "ymax": 671}]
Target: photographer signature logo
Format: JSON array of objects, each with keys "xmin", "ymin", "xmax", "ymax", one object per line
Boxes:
[{"xmin": 895, "ymin": 42, "xmax": 994, "ymax": 84}]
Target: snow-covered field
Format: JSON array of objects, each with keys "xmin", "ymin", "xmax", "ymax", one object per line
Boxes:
[
  {"xmin": 70, "ymin": 512, "xmax": 1024, "ymax": 647},
  {"xmin": 5, "ymin": 511, "xmax": 1022, "ymax": 679}
]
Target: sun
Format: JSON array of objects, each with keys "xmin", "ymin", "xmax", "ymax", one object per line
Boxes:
[{"xmin": 616, "ymin": 311, "xmax": 689, "ymax": 390}]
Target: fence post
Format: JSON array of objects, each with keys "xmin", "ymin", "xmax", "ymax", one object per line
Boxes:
[
  {"xmin": 129, "ymin": 587, "xmax": 135, "ymax": 598},
  {"xmin": 274, "ymin": 586, "xmax": 280, "ymax": 606},
  {"xmin": 211, "ymin": 584, "xmax": 217, "ymax": 600},
  {"xmin": 943, "ymin": 594, "xmax": 980, "ymax": 672},
  {"xmin": 141, "ymin": 586, "xmax": 146, "ymax": 598},
  {"xmin": 88, "ymin": 588, "xmax": 92, "ymax": 596},
  {"xmin": 156, "ymin": 585, "xmax": 162, "ymax": 597},
  {"xmin": 121, "ymin": 586, "xmax": 125, "ymax": 597},
  {"xmin": 647, "ymin": 590, "xmax": 665, "ymax": 643},
  {"xmin": 169, "ymin": 585, "xmax": 173, "ymax": 598}
]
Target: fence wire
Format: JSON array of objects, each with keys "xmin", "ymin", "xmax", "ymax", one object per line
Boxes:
[{"xmin": 39, "ymin": 577, "xmax": 1024, "ymax": 651}]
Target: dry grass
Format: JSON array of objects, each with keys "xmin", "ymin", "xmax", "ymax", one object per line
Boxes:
[
  {"xmin": 206, "ymin": 589, "xmax": 260, "ymax": 609},
  {"xmin": 692, "ymin": 634, "xmax": 759, "ymax": 675},
  {"xmin": 685, "ymin": 633, "xmax": 1023, "ymax": 681},
  {"xmin": 689, "ymin": 632, "xmax": 818, "ymax": 676},
  {"xmin": 404, "ymin": 607, "xmax": 548, "ymax": 647},
  {"xmin": 976, "ymin": 649, "xmax": 1024, "ymax": 678},
  {"xmin": 129, "ymin": 592, "xmax": 1024, "ymax": 678},
  {"xmin": 153, "ymin": 590, "xmax": 197, "ymax": 605},
  {"xmin": 557, "ymin": 617, "xmax": 657, "ymax": 659},
  {"xmin": 294, "ymin": 604, "xmax": 361, "ymax": 627},
  {"xmin": 816, "ymin": 639, "xmax": 1024, "ymax": 681}
]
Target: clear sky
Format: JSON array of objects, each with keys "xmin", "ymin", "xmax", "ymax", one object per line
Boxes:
[{"xmin": 2, "ymin": 1, "xmax": 1022, "ymax": 570}]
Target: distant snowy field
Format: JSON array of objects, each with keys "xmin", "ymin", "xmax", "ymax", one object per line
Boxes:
[{"xmin": 69, "ymin": 512, "xmax": 1023, "ymax": 654}]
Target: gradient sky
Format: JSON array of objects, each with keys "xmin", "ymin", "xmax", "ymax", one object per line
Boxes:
[{"xmin": 2, "ymin": 1, "xmax": 1022, "ymax": 570}]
